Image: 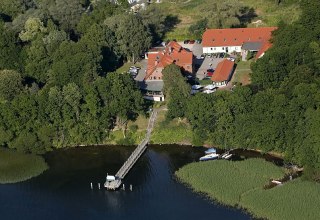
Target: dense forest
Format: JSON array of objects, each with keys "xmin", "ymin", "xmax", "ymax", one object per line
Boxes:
[
  {"xmin": 165, "ymin": 0, "xmax": 320, "ymax": 180},
  {"xmin": 0, "ymin": 0, "xmax": 177, "ymax": 152}
]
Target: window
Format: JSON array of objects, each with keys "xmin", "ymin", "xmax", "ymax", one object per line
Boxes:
[
  {"xmin": 154, "ymin": 76, "xmax": 156, "ymax": 79},
  {"xmin": 214, "ymin": 48, "xmax": 216, "ymax": 50},
  {"xmin": 158, "ymin": 77, "xmax": 161, "ymax": 79},
  {"xmin": 222, "ymin": 47, "xmax": 224, "ymax": 50},
  {"xmin": 211, "ymin": 48, "xmax": 213, "ymax": 50}
]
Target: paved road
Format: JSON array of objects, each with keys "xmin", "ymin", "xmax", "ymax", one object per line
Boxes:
[{"xmin": 135, "ymin": 59, "xmax": 148, "ymax": 82}]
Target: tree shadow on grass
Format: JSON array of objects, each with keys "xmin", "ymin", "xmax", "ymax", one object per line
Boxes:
[{"xmin": 237, "ymin": 7, "xmax": 258, "ymax": 27}]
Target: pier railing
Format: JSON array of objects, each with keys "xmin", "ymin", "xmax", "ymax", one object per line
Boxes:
[{"xmin": 105, "ymin": 109, "xmax": 159, "ymax": 190}]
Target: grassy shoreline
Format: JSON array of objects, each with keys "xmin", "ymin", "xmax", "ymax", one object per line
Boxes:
[
  {"xmin": 0, "ymin": 148, "xmax": 48, "ymax": 184},
  {"xmin": 176, "ymin": 159, "xmax": 320, "ymax": 220}
]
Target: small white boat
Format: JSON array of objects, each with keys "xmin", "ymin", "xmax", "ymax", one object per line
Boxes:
[
  {"xmin": 205, "ymin": 148, "xmax": 216, "ymax": 154},
  {"xmin": 224, "ymin": 154, "xmax": 232, "ymax": 160},
  {"xmin": 203, "ymin": 90, "xmax": 215, "ymax": 94},
  {"xmin": 199, "ymin": 153, "xmax": 220, "ymax": 161},
  {"xmin": 204, "ymin": 84, "xmax": 216, "ymax": 90},
  {"xmin": 192, "ymin": 85, "xmax": 203, "ymax": 90}
]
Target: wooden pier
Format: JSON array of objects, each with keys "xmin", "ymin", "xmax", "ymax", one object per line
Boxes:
[{"xmin": 104, "ymin": 109, "xmax": 158, "ymax": 190}]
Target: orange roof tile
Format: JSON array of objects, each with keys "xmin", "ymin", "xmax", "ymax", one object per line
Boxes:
[
  {"xmin": 211, "ymin": 59, "xmax": 234, "ymax": 82},
  {"xmin": 145, "ymin": 41, "xmax": 193, "ymax": 80},
  {"xmin": 202, "ymin": 27, "xmax": 277, "ymax": 47}
]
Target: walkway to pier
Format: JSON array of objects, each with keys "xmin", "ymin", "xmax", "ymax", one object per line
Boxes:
[{"xmin": 104, "ymin": 109, "xmax": 159, "ymax": 190}]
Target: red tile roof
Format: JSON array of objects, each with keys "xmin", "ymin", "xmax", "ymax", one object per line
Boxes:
[
  {"xmin": 145, "ymin": 41, "xmax": 193, "ymax": 80},
  {"xmin": 211, "ymin": 59, "xmax": 234, "ymax": 82},
  {"xmin": 202, "ymin": 27, "xmax": 277, "ymax": 47}
]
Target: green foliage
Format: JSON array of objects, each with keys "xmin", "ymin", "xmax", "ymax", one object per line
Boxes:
[
  {"xmin": 0, "ymin": 70, "xmax": 23, "ymax": 101},
  {"xmin": 0, "ymin": 147, "xmax": 48, "ymax": 183},
  {"xmin": 114, "ymin": 15, "xmax": 152, "ymax": 63},
  {"xmin": 241, "ymin": 179, "xmax": 320, "ymax": 220},
  {"xmin": 0, "ymin": 22, "xmax": 23, "ymax": 71},
  {"xmin": 177, "ymin": 159, "xmax": 320, "ymax": 220},
  {"xmin": 176, "ymin": 158, "xmax": 285, "ymax": 206},
  {"xmin": 162, "ymin": 64, "xmax": 190, "ymax": 119},
  {"xmin": 188, "ymin": 18, "xmax": 207, "ymax": 39}
]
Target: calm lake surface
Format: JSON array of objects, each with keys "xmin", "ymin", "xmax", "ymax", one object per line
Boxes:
[{"xmin": 0, "ymin": 145, "xmax": 251, "ymax": 220}]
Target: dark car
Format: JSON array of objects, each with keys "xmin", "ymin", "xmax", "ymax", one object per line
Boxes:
[
  {"xmin": 189, "ymin": 40, "xmax": 195, "ymax": 44},
  {"xmin": 207, "ymin": 69, "xmax": 214, "ymax": 77},
  {"xmin": 184, "ymin": 39, "xmax": 190, "ymax": 44}
]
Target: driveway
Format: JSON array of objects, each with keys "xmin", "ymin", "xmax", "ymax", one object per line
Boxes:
[
  {"xmin": 196, "ymin": 56, "xmax": 224, "ymax": 80},
  {"xmin": 134, "ymin": 59, "xmax": 148, "ymax": 82},
  {"xmin": 178, "ymin": 42, "xmax": 203, "ymax": 58}
]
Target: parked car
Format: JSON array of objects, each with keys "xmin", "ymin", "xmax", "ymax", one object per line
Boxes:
[
  {"xmin": 206, "ymin": 72, "xmax": 214, "ymax": 77},
  {"xmin": 227, "ymin": 57, "xmax": 235, "ymax": 62},
  {"xmin": 219, "ymin": 53, "xmax": 225, "ymax": 58},
  {"xmin": 200, "ymin": 54, "xmax": 205, "ymax": 59},
  {"xmin": 195, "ymin": 39, "xmax": 202, "ymax": 44},
  {"xmin": 207, "ymin": 68, "xmax": 215, "ymax": 73},
  {"xmin": 189, "ymin": 40, "xmax": 195, "ymax": 44},
  {"xmin": 183, "ymin": 39, "xmax": 190, "ymax": 44}
]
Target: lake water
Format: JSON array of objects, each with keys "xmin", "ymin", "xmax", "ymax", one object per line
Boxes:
[{"xmin": 0, "ymin": 145, "xmax": 251, "ymax": 220}]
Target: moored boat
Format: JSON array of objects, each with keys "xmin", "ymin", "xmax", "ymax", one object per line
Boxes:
[
  {"xmin": 205, "ymin": 148, "xmax": 217, "ymax": 154},
  {"xmin": 199, "ymin": 153, "xmax": 220, "ymax": 161}
]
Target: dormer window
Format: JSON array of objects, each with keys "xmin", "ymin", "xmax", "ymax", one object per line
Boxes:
[
  {"xmin": 224, "ymin": 38, "xmax": 226, "ymax": 42},
  {"xmin": 234, "ymin": 38, "xmax": 237, "ymax": 41}
]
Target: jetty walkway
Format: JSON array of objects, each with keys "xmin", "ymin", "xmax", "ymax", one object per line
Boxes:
[{"xmin": 104, "ymin": 108, "xmax": 159, "ymax": 190}]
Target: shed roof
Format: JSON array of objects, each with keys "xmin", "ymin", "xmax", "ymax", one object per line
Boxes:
[{"xmin": 242, "ymin": 42, "xmax": 263, "ymax": 51}]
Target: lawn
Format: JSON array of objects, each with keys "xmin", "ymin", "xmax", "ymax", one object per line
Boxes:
[
  {"xmin": 115, "ymin": 62, "xmax": 142, "ymax": 74},
  {"xmin": 106, "ymin": 107, "xmax": 193, "ymax": 145},
  {"xmin": 232, "ymin": 61, "xmax": 252, "ymax": 85},
  {"xmin": 176, "ymin": 158, "xmax": 320, "ymax": 220},
  {"xmin": 0, "ymin": 148, "xmax": 48, "ymax": 184},
  {"xmin": 150, "ymin": 110, "xmax": 193, "ymax": 145},
  {"xmin": 157, "ymin": 0, "xmax": 300, "ymax": 40}
]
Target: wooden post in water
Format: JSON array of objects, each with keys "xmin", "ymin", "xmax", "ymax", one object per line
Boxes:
[
  {"xmin": 90, "ymin": 182, "xmax": 93, "ymax": 189},
  {"xmin": 98, "ymin": 183, "xmax": 101, "ymax": 189},
  {"xmin": 130, "ymin": 184, "xmax": 133, "ymax": 191},
  {"xmin": 122, "ymin": 184, "xmax": 125, "ymax": 190}
]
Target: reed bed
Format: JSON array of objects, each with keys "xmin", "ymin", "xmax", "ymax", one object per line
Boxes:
[
  {"xmin": 176, "ymin": 158, "xmax": 285, "ymax": 206},
  {"xmin": 241, "ymin": 179, "xmax": 320, "ymax": 220},
  {"xmin": 0, "ymin": 148, "xmax": 48, "ymax": 183},
  {"xmin": 176, "ymin": 158, "xmax": 320, "ymax": 220}
]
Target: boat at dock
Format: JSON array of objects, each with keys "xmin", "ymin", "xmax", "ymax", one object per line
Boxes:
[
  {"xmin": 205, "ymin": 148, "xmax": 217, "ymax": 154},
  {"xmin": 221, "ymin": 152, "xmax": 232, "ymax": 160},
  {"xmin": 199, "ymin": 153, "xmax": 220, "ymax": 161}
]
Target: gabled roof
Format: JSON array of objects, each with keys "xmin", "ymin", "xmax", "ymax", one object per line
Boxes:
[
  {"xmin": 211, "ymin": 59, "xmax": 234, "ymax": 82},
  {"xmin": 145, "ymin": 41, "xmax": 193, "ymax": 80},
  {"xmin": 202, "ymin": 27, "xmax": 277, "ymax": 47},
  {"xmin": 256, "ymin": 41, "xmax": 272, "ymax": 58}
]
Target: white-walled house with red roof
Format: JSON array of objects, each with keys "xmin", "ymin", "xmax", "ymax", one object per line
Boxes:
[
  {"xmin": 202, "ymin": 27, "xmax": 277, "ymax": 60},
  {"xmin": 141, "ymin": 41, "xmax": 194, "ymax": 101}
]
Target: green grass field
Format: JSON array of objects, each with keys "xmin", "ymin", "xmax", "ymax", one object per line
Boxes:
[
  {"xmin": 158, "ymin": 0, "xmax": 300, "ymax": 40},
  {"xmin": 232, "ymin": 61, "xmax": 252, "ymax": 85},
  {"xmin": 0, "ymin": 148, "xmax": 48, "ymax": 184},
  {"xmin": 176, "ymin": 158, "xmax": 320, "ymax": 220}
]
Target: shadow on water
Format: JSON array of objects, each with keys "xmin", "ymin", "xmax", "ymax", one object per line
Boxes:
[{"xmin": 0, "ymin": 145, "xmax": 252, "ymax": 220}]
